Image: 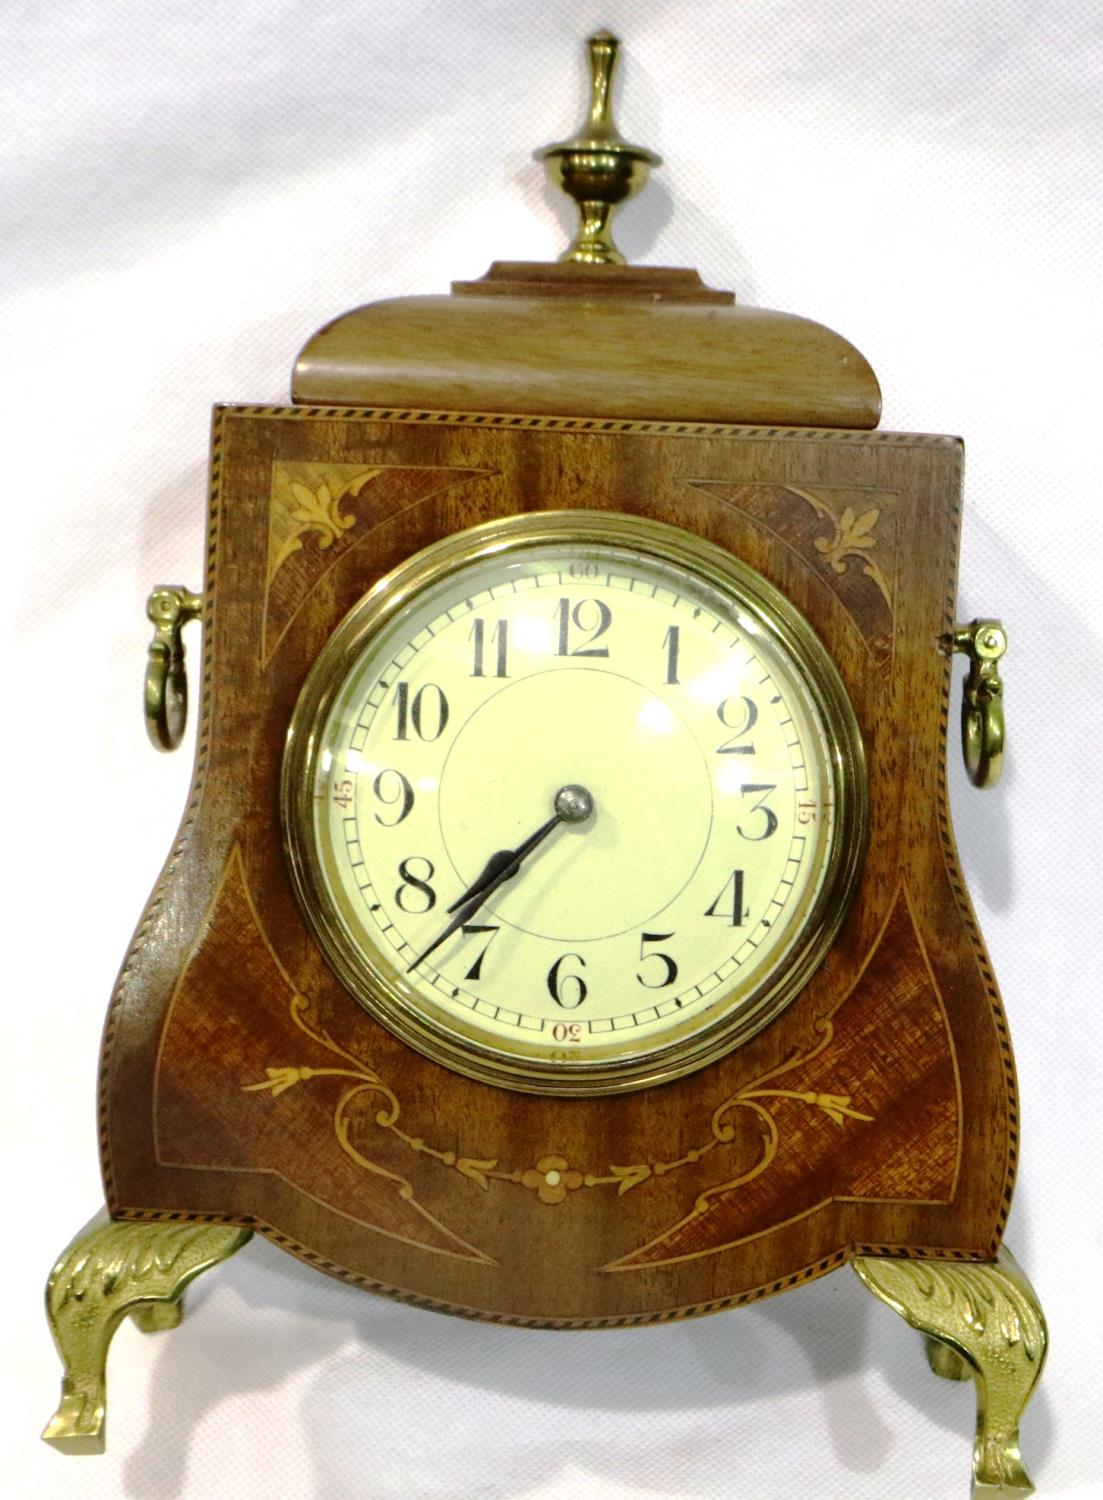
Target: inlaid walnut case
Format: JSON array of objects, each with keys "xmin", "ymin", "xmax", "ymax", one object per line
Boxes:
[
  {"xmin": 44, "ymin": 31, "xmax": 1045, "ymax": 1498},
  {"xmin": 104, "ymin": 405, "xmax": 1005, "ymax": 1317}
]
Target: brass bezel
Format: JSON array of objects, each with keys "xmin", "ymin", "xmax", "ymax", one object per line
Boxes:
[{"xmin": 282, "ymin": 510, "xmax": 868, "ymax": 1096}]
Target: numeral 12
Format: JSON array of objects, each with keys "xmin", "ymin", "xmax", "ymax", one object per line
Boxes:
[{"xmin": 554, "ymin": 597, "xmax": 611, "ymax": 657}]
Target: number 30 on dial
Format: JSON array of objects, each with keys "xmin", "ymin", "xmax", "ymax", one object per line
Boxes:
[{"xmin": 283, "ymin": 511, "xmax": 867, "ymax": 1095}]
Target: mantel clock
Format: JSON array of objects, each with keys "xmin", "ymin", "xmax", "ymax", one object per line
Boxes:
[{"xmin": 42, "ymin": 33, "xmax": 1046, "ymax": 1497}]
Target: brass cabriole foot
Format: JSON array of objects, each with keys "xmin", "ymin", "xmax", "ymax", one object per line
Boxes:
[
  {"xmin": 853, "ymin": 1246, "xmax": 1047, "ymax": 1497},
  {"xmin": 926, "ymin": 1333, "xmax": 972, "ymax": 1381},
  {"xmin": 41, "ymin": 1208, "xmax": 252, "ymax": 1454}
]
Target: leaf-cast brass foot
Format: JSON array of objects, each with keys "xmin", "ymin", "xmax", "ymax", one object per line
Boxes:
[
  {"xmin": 926, "ymin": 1333, "xmax": 971, "ymax": 1381},
  {"xmin": 42, "ymin": 1208, "xmax": 252, "ymax": 1454},
  {"xmin": 853, "ymin": 1246, "xmax": 1047, "ymax": 1497}
]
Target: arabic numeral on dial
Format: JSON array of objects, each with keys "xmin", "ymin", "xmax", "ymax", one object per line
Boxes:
[
  {"xmin": 459, "ymin": 923, "xmax": 499, "ymax": 981},
  {"xmin": 716, "ymin": 695, "xmax": 758, "ymax": 754},
  {"xmin": 637, "ymin": 932, "xmax": 678, "ymax": 988},
  {"xmin": 469, "ymin": 618, "xmax": 509, "ymax": 678},
  {"xmin": 395, "ymin": 856, "xmax": 436, "ymax": 913},
  {"xmin": 737, "ymin": 783, "xmax": 778, "ymax": 840},
  {"xmin": 705, "ymin": 869, "xmax": 747, "ymax": 926},
  {"xmin": 554, "ymin": 597, "xmax": 611, "ymax": 657},
  {"xmin": 547, "ymin": 953, "xmax": 588, "ymax": 1008},
  {"xmin": 372, "ymin": 768, "xmax": 414, "ymax": 826},
  {"xmin": 393, "ymin": 682, "xmax": 449, "ymax": 742},
  {"xmin": 662, "ymin": 625, "xmax": 680, "ymax": 685}
]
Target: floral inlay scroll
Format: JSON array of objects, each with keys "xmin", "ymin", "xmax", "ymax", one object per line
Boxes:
[
  {"xmin": 683, "ymin": 479, "xmax": 898, "ymax": 673},
  {"xmin": 246, "ymin": 1002, "xmax": 872, "ymax": 1243},
  {"xmin": 267, "ymin": 469, "xmax": 370, "ymax": 584},
  {"xmin": 263, "ymin": 460, "xmax": 493, "ymax": 662},
  {"xmin": 798, "ymin": 491, "xmax": 892, "ymax": 608}
]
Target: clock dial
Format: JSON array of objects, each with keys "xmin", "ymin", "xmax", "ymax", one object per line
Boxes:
[{"xmin": 283, "ymin": 512, "xmax": 866, "ymax": 1093}]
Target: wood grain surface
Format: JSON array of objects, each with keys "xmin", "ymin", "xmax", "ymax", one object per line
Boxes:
[
  {"xmin": 98, "ymin": 406, "xmax": 1016, "ymax": 1325},
  {"xmin": 292, "ymin": 262, "xmax": 882, "ymax": 429}
]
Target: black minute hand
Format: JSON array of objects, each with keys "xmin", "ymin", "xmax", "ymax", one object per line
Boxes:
[
  {"xmin": 444, "ymin": 815, "xmax": 564, "ymax": 914},
  {"xmin": 406, "ymin": 784, "xmax": 594, "ymax": 974}
]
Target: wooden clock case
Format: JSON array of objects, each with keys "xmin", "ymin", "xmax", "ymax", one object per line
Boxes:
[
  {"xmin": 103, "ymin": 382, "xmax": 1011, "ymax": 1323},
  {"xmin": 42, "ymin": 34, "xmax": 1046, "ymax": 1497}
]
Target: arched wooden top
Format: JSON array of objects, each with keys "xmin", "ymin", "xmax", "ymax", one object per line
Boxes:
[{"xmin": 292, "ymin": 262, "xmax": 882, "ymax": 430}]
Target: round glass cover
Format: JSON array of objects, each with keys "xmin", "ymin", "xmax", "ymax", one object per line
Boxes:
[{"xmin": 282, "ymin": 511, "xmax": 866, "ymax": 1094}]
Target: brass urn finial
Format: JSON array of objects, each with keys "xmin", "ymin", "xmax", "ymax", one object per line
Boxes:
[{"xmin": 536, "ymin": 31, "xmax": 661, "ymax": 266}]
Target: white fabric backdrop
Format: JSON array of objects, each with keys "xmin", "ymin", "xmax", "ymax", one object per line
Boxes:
[{"xmin": 3, "ymin": 2, "xmax": 1100, "ymax": 1496}]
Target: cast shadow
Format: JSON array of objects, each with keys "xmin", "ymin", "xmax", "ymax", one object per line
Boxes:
[
  {"xmin": 946, "ymin": 503, "xmax": 1102, "ymax": 917},
  {"xmin": 946, "ymin": 582, "xmax": 1016, "ymax": 914},
  {"xmin": 118, "ymin": 1183, "xmax": 1052, "ymax": 1499}
]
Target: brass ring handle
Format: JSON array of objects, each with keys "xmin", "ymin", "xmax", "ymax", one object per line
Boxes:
[
  {"xmin": 945, "ymin": 619, "xmax": 1006, "ymax": 789},
  {"xmin": 144, "ymin": 586, "xmax": 203, "ymax": 751}
]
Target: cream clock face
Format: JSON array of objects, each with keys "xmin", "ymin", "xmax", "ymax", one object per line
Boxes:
[{"xmin": 283, "ymin": 512, "xmax": 866, "ymax": 1094}]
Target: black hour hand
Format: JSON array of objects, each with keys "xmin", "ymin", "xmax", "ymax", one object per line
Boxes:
[
  {"xmin": 445, "ymin": 847, "xmax": 525, "ymax": 914},
  {"xmin": 406, "ymin": 786, "xmax": 594, "ymax": 975}
]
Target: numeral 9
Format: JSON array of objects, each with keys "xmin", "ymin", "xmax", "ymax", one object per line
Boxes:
[{"xmin": 372, "ymin": 768, "xmax": 414, "ymax": 826}]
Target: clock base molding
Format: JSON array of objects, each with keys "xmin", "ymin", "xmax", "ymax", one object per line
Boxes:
[{"xmin": 41, "ymin": 1207, "xmax": 1046, "ymax": 1498}]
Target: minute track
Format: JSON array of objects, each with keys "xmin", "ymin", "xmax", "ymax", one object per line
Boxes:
[{"xmin": 285, "ymin": 512, "xmax": 861, "ymax": 1093}]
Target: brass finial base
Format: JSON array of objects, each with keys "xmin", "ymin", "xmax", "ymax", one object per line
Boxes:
[{"xmin": 536, "ymin": 32, "xmax": 661, "ymax": 266}]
